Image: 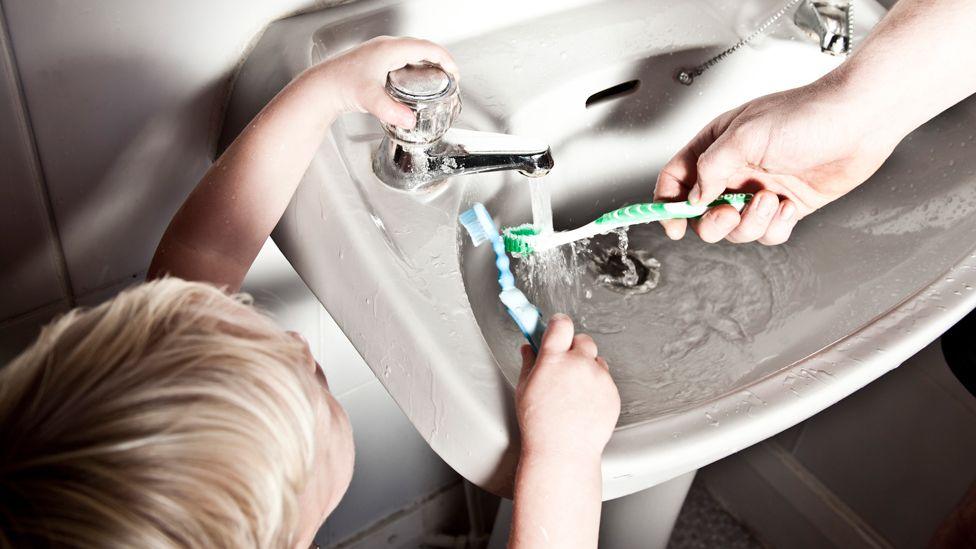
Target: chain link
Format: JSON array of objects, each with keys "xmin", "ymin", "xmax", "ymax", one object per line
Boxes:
[{"xmin": 676, "ymin": 0, "xmax": 852, "ymax": 86}]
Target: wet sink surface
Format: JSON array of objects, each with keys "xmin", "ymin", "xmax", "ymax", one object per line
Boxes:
[{"xmin": 224, "ymin": 0, "xmax": 976, "ymax": 498}]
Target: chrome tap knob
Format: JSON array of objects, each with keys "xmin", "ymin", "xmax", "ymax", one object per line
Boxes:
[
  {"xmin": 373, "ymin": 62, "xmax": 552, "ymax": 192},
  {"xmin": 384, "ymin": 62, "xmax": 460, "ymax": 145}
]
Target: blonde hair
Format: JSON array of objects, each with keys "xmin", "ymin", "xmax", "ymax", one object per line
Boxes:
[{"xmin": 0, "ymin": 278, "xmax": 319, "ymax": 548}]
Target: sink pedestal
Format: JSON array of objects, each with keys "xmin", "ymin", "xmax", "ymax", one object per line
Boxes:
[
  {"xmin": 487, "ymin": 470, "xmax": 695, "ymax": 548},
  {"xmin": 599, "ymin": 471, "xmax": 696, "ymax": 549}
]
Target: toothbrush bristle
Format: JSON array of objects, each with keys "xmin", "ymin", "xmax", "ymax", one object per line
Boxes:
[
  {"xmin": 502, "ymin": 224, "xmax": 540, "ymax": 256},
  {"xmin": 459, "ymin": 208, "xmax": 490, "ymax": 246}
]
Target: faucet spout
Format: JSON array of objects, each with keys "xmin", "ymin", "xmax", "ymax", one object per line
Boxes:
[{"xmin": 374, "ymin": 130, "xmax": 553, "ymax": 191}]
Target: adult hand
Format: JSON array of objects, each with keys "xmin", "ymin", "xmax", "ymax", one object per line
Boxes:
[{"xmin": 653, "ymin": 81, "xmax": 901, "ymax": 245}]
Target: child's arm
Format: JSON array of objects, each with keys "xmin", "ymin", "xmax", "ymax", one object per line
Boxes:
[
  {"xmin": 148, "ymin": 36, "xmax": 458, "ymax": 291},
  {"xmin": 510, "ymin": 314, "xmax": 621, "ymax": 548}
]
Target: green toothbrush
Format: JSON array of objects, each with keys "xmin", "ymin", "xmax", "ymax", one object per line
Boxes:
[{"xmin": 502, "ymin": 193, "xmax": 753, "ymax": 255}]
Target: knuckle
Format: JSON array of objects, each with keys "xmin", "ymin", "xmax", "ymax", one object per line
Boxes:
[{"xmin": 729, "ymin": 224, "xmax": 761, "ymax": 243}]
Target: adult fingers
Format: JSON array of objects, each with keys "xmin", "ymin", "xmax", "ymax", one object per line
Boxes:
[
  {"xmin": 655, "ymin": 107, "xmax": 744, "ymax": 238},
  {"xmin": 692, "ymin": 204, "xmax": 742, "ymax": 243},
  {"xmin": 571, "ymin": 333, "xmax": 598, "ymax": 359},
  {"xmin": 689, "ymin": 133, "xmax": 744, "ymax": 207},
  {"xmin": 654, "ymin": 125, "xmax": 716, "ymax": 240},
  {"xmin": 725, "ymin": 190, "xmax": 779, "ymax": 243},
  {"xmin": 539, "ymin": 314, "xmax": 575, "ymax": 355},
  {"xmin": 758, "ymin": 200, "xmax": 800, "ymax": 245},
  {"xmin": 654, "ymin": 163, "xmax": 690, "ymax": 240}
]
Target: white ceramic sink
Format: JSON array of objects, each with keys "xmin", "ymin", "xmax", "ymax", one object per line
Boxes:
[{"xmin": 222, "ymin": 0, "xmax": 976, "ymax": 499}]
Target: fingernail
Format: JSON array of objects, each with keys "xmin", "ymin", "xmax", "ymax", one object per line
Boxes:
[
  {"xmin": 781, "ymin": 202, "xmax": 796, "ymax": 222},
  {"xmin": 689, "ymin": 185, "xmax": 701, "ymax": 204},
  {"xmin": 758, "ymin": 195, "xmax": 776, "ymax": 219},
  {"xmin": 551, "ymin": 313, "xmax": 570, "ymax": 322}
]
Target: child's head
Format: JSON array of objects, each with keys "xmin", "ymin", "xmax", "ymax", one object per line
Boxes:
[{"xmin": 0, "ymin": 278, "xmax": 354, "ymax": 548}]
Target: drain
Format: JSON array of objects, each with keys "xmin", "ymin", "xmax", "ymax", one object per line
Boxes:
[{"xmin": 585, "ymin": 247, "xmax": 661, "ymax": 295}]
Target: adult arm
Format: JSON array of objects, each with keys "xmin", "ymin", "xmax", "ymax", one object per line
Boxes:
[{"xmin": 654, "ymin": 0, "xmax": 976, "ymax": 244}]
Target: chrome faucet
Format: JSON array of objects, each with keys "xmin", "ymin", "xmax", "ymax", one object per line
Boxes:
[
  {"xmin": 373, "ymin": 62, "xmax": 554, "ymax": 192},
  {"xmin": 794, "ymin": 0, "xmax": 853, "ymax": 56}
]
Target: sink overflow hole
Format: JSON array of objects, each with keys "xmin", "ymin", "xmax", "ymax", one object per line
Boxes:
[{"xmin": 585, "ymin": 80, "xmax": 641, "ymax": 108}]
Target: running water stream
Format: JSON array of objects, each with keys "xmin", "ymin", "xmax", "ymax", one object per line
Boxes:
[
  {"xmin": 517, "ymin": 179, "xmax": 664, "ymax": 335},
  {"xmin": 528, "ymin": 178, "xmax": 554, "ymax": 234}
]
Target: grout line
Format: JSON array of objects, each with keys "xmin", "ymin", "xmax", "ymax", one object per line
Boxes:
[{"xmin": 0, "ymin": 1, "xmax": 76, "ymax": 307}]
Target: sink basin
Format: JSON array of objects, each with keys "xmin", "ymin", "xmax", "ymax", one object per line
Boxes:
[{"xmin": 222, "ymin": 0, "xmax": 976, "ymax": 499}]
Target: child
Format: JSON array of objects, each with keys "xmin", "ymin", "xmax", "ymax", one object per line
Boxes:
[{"xmin": 0, "ymin": 37, "xmax": 620, "ymax": 548}]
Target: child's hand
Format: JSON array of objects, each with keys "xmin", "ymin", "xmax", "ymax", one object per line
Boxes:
[
  {"xmin": 515, "ymin": 314, "xmax": 621, "ymax": 461},
  {"xmin": 320, "ymin": 36, "xmax": 459, "ymax": 130}
]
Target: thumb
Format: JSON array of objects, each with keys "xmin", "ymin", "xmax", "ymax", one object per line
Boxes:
[
  {"xmin": 361, "ymin": 87, "xmax": 416, "ymax": 129},
  {"xmin": 539, "ymin": 314, "xmax": 575, "ymax": 355},
  {"xmin": 689, "ymin": 135, "xmax": 743, "ymax": 206}
]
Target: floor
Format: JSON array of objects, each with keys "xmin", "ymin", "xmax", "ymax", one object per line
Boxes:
[
  {"xmin": 666, "ymin": 480, "xmax": 764, "ymax": 549},
  {"xmin": 332, "ymin": 476, "xmax": 763, "ymax": 548}
]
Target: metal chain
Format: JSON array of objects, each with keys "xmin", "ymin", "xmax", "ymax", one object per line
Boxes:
[
  {"xmin": 677, "ymin": 0, "xmax": 855, "ymax": 86},
  {"xmin": 847, "ymin": 0, "xmax": 855, "ymax": 51}
]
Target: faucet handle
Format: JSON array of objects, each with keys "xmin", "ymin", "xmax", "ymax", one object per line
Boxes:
[{"xmin": 384, "ymin": 62, "xmax": 460, "ymax": 145}]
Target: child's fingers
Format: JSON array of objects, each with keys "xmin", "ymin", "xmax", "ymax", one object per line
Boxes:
[
  {"xmin": 361, "ymin": 87, "xmax": 417, "ymax": 129},
  {"xmin": 539, "ymin": 314, "xmax": 575, "ymax": 355},
  {"xmin": 380, "ymin": 36, "xmax": 460, "ymax": 81},
  {"xmin": 595, "ymin": 357, "xmax": 610, "ymax": 371},
  {"xmin": 571, "ymin": 333, "xmax": 598, "ymax": 359}
]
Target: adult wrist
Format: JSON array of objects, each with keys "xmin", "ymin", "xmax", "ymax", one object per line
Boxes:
[{"xmin": 815, "ymin": 60, "xmax": 920, "ymax": 145}]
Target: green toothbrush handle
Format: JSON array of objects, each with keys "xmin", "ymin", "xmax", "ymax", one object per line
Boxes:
[{"xmin": 594, "ymin": 193, "xmax": 753, "ymax": 225}]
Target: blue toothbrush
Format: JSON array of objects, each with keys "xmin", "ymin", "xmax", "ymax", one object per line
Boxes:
[{"xmin": 459, "ymin": 203, "xmax": 546, "ymax": 352}]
